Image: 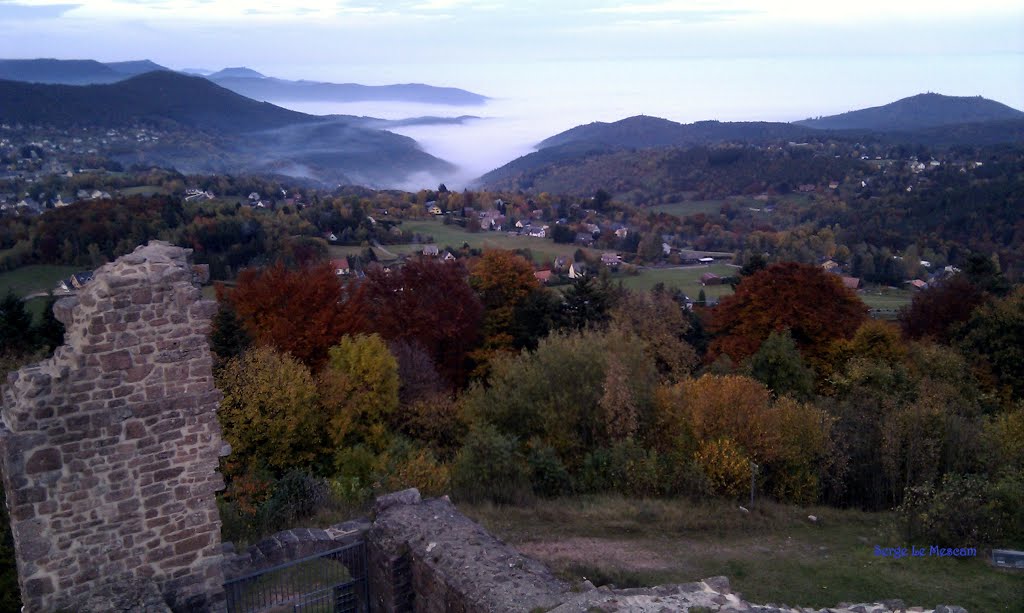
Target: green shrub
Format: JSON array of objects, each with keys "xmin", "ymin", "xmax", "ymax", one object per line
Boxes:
[
  {"xmin": 258, "ymin": 470, "xmax": 329, "ymax": 531},
  {"xmin": 452, "ymin": 424, "xmax": 531, "ymax": 504},
  {"xmin": 578, "ymin": 441, "xmax": 662, "ymax": 497},
  {"xmin": 527, "ymin": 442, "xmax": 573, "ymax": 498},
  {"xmin": 897, "ymin": 472, "xmax": 1019, "ymax": 547}
]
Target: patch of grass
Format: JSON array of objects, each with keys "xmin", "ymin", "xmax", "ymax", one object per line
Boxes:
[
  {"xmin": 649, "ymin": 200, "xmax": 725, "ymax": 218},
  {"xmin": 0, "ymin": 265, "xmax": 79, "ymax": 298},
  {"xmin": 119, "ymin": 185, "xmax": 167, "ymax": 197},
  {"xmin": 859, "ymin": 287, "xmax": 913, "ymax": 320},
  {"xmin": 615, "ymin": 264, "xmax": 737, "ymax": 299},
  {"xmin": 461, "ymin": 495, "xmax": 1024, "ymax": 612}
]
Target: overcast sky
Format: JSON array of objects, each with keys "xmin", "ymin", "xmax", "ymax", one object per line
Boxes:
[{"xmin": 2, "ymin": 0, "xmax": 1022, "ymax": 84}]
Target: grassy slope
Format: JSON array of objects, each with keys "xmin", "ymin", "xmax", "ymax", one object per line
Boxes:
[
  {"xmin": 0, "ymin": 265, "xmax": 79, "ymax": 297},
  {"xmin": 462, "ymin": 496, "xmax": 1023, "ymax": 612}
]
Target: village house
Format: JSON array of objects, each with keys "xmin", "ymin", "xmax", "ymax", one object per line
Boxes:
[
  {"xmin": 330, "ymin": 259, "xmax": 350, "ymax": 276},
  {"xmin": 422, "ymin": 245, "xmax": 439, "ymax": 257},
  {"xmin": 534, "ymin": 270, "xmax": 553, "ymax": 284},
  {"xmin": 600, "ymin": 253, "xmax": 622, "ymax": 269},
  {"xmin": 568, "ymin": 262, "xmax": 587, "ymax": 279},
  {"xmin": 700, "ymin": 272, "xmax": 722, "ymax": 286}
]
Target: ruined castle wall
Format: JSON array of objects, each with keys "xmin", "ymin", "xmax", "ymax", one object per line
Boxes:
[
  {"xmin": 0, "ymin": 241, "xmax": 227, "ymax": 612},
  {"xmin": 367, "ymin": 491, "xmax": 571, "ymax": 613}
]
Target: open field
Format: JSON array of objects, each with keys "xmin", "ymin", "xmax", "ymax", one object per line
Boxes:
[
  {"xmin": 119, "ymin": 185, "xmax": 168, "ymax": 197},
  {"xmin": 398, "ymin": 219, "xmax": 592, "ymax": 264},
  {"xmin": 462, "ymin": 496, "xmax": 1023, "ymax": 612},
  {"xmin": 0, "ymin": 265, "xmax": 79, "ymax": 298},
  {"xmin": 649, "ymin": 200, "xmax": 726, "ymax": 217},
  {"xmin": 615, "ymin": 264, "xmax": 737, "ymax": 299},
  {"xmin": 859, "ymin": 287, "xmax": 913, "ymax": 319}
]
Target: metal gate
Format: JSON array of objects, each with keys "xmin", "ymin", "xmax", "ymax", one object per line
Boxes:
[{"xmin": 224, "ymin": 541, "xmax": 368, "ymax": 613}]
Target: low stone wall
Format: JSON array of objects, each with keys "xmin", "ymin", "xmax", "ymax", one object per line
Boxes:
[{"xmin": 366, "ymin": 489, "xmax": 572, "ymax": 613}]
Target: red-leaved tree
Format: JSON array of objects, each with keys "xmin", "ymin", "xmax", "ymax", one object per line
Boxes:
[
  {"xmin": 224, "ymin": 261, "xmax": 365, "ymax": 370},
  {"xmin": 708, "ymin": 262, "xmax": 868, "ymax": 365},
  {"xmin": 352, "ymin": 258, "xmax": 483, "ymax": 386}
]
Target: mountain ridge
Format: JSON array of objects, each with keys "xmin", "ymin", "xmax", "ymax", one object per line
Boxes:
[
  {"xmin": 0, "ymin": 58, "xmax": 488, "ymax": 106},
  {"xmin": 794, "ymin": 92, "xmax": 1024, "ymax": 131},
  {"xmin": 0, "ymin": 71, "xmax": 455, "ymax": 186}
]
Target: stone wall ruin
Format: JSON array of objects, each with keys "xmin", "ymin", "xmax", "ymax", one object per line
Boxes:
[{"xmin": 0, "ymin": 241, "xmax": 227, "ymax": 612}]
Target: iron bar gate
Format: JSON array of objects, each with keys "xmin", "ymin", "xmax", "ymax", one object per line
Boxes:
[{"xmin": 224, "ymin": 541, "xmax": 368, "ymax": 613}]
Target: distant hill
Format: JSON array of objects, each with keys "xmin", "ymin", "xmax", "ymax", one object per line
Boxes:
[
  {"xmin": 0, "ymin": 58, "xmax": 489, "ymax": 106},
  {"xmin": 795, "ymin": 93, "xmax": 1024, "ymax": 131},
  {"xmin": 209, "ymin": 74, "xmax": 489, "ymax": 106},
  {"xmin": 538, "ymin": 116, "xmax": 813, "ymax": 150},
  {"xmin": 0, "ymin": 59, "xmax": 123, "ymax": 85},
  {"xmin": 104, "ymin": 60, "xmax": 170, "ymax": 76},
  {"xmin": 208, "ymin": 67, "xmax": 266, "ymax": 79},
  {"xmin": 0, "ymin": 71, "xmax": 317, "ymax": 133},
  {"xmin": 0, "ymin": 71, "xmax": 454, "ymax": 186}
]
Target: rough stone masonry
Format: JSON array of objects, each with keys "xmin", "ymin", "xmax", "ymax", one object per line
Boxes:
[{"xmin": 0, "ymin": 241, "xmax": 227, "ymax": 612}]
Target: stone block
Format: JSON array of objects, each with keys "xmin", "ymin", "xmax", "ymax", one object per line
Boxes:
[{"xmin": 25, "ymin": 448, "xmax": 62, "ymax": 474}]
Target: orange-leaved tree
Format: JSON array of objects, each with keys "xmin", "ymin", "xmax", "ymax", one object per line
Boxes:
[
  {"xmin": 468, "ymin": 249, "xmax": 539, "ymax": 371},
  {"xmin": 223, "ymin": 261, "xmax": 365, "ymax": 371},
  {"xmin": 708, "ymin": 261, "xmax": 867, "ymax": 366}
]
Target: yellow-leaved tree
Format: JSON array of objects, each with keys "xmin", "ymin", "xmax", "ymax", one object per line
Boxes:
[
  {"xmin": 216, "ymin": 345, "xmax": 323, "ymax": 477},
  {"xmin": 319, "ymin": 333, "xmax": 400, "ymax": 451}
]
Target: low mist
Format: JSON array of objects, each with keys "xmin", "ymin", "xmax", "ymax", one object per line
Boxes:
[{"xmin": 276, "ymin": 54, "xmax": 1024, "ymax": 191}]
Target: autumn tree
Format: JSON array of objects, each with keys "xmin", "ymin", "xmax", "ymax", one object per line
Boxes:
[
  {"xmin": 708, "ymin": 262, "xmax": 868, "ymax": 366},
  {"xmin": 389, "ymin": 339, "xmax": 445, "ymax": 405},
  {"xmin": 225, "ymin": 261, "xmax": 363, "ymax": 370},
  {"xmin": 610, "ymin": 290, "xmax": 696, "ymax": 383},
  {"xmin": 464, "ymin": 328, "xmax": 657, "ymax": 465},
  {"xmin": 353, "ymin": 257, "xmax": 482, "ymax": 386},
  {"xmin": 318, "ymin": 334, "xmax": 399, "ymax": 450},
  {"xmin": 958, "ymin": 286, "xmax": 1024, "ymax": 399},
  {"xmin": 469, "ymin": 250, "xmax": 539, "ymax": 369},
  {"xmin": 898, "ymin": 275, "xmax": 984, "ymax": 342},
  {"xmin": 670, "ymin": 375, "xmax": 835, "ymax": 502},
  {"xmin": 216, "ymin": 346, "xmax": 324, "ymax": 477}
]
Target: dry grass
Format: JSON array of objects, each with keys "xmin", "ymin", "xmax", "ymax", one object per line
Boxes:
[{"xmin": 461, "ymin": 495, "xmax": 1024, "ymax": 612}]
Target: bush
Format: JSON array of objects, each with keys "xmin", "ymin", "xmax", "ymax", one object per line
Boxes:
[
  {"xmin": 693, "ymin": 438, "xmax": 752, "ymax": 498},
  {"xmin": 527, "ymin": 442, "xmax": 573, "ymax": 498},
  {"xmin": 578, "ymin": 441, "xmax": 661, "ymax": 497},
  {"xmin": 897, "ymin": 473, "xmax": 1016, "ymax": 547},
  {"xmin": 451, "ymin": 424, "xmax": 531, "ymax": 504},
  {"xmin": 380, "ymin": 440, "xmax": 451, "ymax": 497}
]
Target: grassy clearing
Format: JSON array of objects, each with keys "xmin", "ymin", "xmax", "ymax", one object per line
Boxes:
[
  {"xmin": 0, "ymin": 265, "xmax": 79, "ymax": 298},
  {"xmin": 615, "ymin": 264, "xmax": 737, "ymax": 300},
  {"xmin": 649, "ymin": 200, "xmax": 725, "ymax": 217},
  {"xmin": 399, "ymin": 219, "xmax": 588, "ymax": 264},
  {"xmin": 119, "ymin": 185, "xmax": 167, "ymax": 197},
  {"xmin": 461, "ymin": 496, "xmax": 1023, "ymax": 612},
  {"xmin": 859, "ymin": 287, "xmax": 913, "ymax": 320}
]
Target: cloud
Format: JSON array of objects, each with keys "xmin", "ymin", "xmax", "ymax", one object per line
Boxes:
[{"xmin": 0, "ymin": 1, "xmax": 80, "ymax": 19}]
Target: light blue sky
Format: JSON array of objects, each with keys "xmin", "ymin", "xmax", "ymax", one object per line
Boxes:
[{"xmin": 1, "ymin": 0, "xmax": 1021, "ymax": 84}]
